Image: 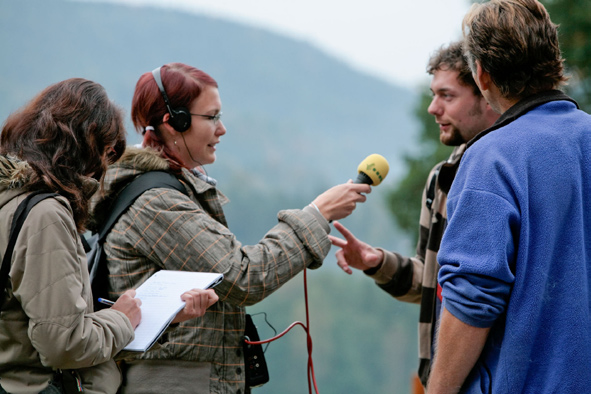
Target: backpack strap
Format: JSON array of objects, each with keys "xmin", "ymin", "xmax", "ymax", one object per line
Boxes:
[
  {"xmin": 97, "ymin": 171, "xmax": 187, "ymax": 242},
  {"xmin": 0, "ymin": 191, "xmax": 59, "ymax": 310},
  {"xmin": 425, "ymin": 163, "xmax": 443, "ymax": 211},
  {"xmin": 86, "ymin": 171, "xmax": 188, "ymax": 310}
]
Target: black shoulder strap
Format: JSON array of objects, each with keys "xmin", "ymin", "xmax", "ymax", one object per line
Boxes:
[
  {"xmin": 425, "ymin": 163, "xmax": 443, "ymax": 211},
  {"xmin": 0, "ymin": 191, "xmax": 59, "ymax": 309},
  {"xmin": 97, "ymin": 171, "xmax": 187, "ymax": 242}
]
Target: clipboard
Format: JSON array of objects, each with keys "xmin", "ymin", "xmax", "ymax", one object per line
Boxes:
[{"xmin": 123, "ymin": 270, "xmax": 223, "ymax": 352}]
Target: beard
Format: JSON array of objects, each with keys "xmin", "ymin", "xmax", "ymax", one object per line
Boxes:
[
  {"xmin": 440, "ymin": 99, "xmax": 485, "ymax": 146},
  {"xmin": 440, "ymin": 127, "xmax": 466, "ymax": 146}
]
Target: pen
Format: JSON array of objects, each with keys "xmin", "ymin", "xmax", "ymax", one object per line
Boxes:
[{"xmin": 97, "ymin": 298, "xmax": 115, "ymax": 306}]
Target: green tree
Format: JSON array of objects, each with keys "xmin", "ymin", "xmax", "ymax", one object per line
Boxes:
[
  {"xmin": 542, "ymin": 0, "xmax": 591, "ymax": 112},
  {"xmin": 385, "ymin": 87, "xmax": 452, "ymax": 239}
]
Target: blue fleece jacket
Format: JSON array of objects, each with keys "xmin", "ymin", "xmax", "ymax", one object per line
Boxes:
[{"xmin": 438, "ymin": 93, "xmax": 591, "ymax": 393}]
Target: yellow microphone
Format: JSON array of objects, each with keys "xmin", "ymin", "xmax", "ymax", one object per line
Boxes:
[{"xmin": 354, "ymin": 154, "xmax": 390, "ymax": 186}]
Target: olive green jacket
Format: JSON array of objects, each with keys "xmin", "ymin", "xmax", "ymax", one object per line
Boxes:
[{"xmin": 0, "ymin": 156, "xmax": 134, "ymax": 394}]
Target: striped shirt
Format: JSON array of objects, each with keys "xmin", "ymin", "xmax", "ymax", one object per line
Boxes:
[{"xmin": 365, "ymin": 144, "xmax": 465, "ymax": 386}]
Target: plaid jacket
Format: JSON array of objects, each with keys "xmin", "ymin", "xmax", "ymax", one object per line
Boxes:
[
  {"xmin": 91, "ymin": 147, "xmax": 331, "ymax": 393},
  {"xmin": 365, "ymin": 144, "xmax": 465, "ymax": 387}
]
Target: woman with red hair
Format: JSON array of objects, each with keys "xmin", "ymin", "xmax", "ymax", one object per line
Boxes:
[{"xmin": 93, "ymin": 62, "xmax": 371, "ymax": 393}]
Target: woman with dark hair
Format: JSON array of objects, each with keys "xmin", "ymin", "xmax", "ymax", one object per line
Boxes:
[
  {"xmin": 0, "ymin": 78, "xmax": 141, "ymax": 394},
  {"xmin": 0, "ymin": 78, "xmax": 142, "ymax": 394},
  {"xmin": 93, "ymin": 62, "xmax": 371, "ymax": 393}
]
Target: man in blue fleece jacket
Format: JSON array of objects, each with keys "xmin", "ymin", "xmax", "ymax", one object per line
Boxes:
[{"xmin": 427, "ymin": 1, "xmax": 591, "ymax": 393}]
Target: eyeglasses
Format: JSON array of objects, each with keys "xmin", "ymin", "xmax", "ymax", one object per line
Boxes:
[{"xmin": 190, "ymin": 112, "xmax": 222, "ymax": 125}]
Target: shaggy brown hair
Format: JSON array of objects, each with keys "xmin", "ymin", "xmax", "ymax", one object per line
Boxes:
[{"xmin": 462, "ymin": 0, "xmax": 567, "ymax": 100}]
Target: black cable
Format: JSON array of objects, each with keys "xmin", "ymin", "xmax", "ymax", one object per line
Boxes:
[
  {"xmin": 180, "ymin": 131, "xmax": 209, "ymax": 178},
  {"xmin": 248, "ymin": 312, "xmax": 277, "ymax": 353}
]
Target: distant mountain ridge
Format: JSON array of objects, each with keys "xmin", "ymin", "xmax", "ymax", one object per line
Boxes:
[
  {"xmin": 0, "ymin": 0, "xmax": 417, "ymax": 187},
  {"xmin": 0, "ymin": 0, "xmax": 419, "ymax": 249},
  {"xmin": 0, "ymin": 1, "xmax": 422, "ymax": 392}
]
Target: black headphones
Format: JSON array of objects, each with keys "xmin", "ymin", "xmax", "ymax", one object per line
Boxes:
[{"xmin": 152, "ymin": 66, "xmax": 192, "ymax": 132}]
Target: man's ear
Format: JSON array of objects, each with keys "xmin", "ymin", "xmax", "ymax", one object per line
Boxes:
[{"xmin": 475, "ymin": 60, "xmax": 492, "ymax": 92}]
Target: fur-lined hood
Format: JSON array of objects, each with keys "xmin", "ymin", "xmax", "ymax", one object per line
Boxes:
[
  {"xmin": 90, "ymin": 146, "xmax": 227, "ymax": 231},
  {"xmin": 100, "ymin": 146, "xmax": 218, "ymax": 197},
  {"xmin": 0, "ymin": 155, "xmax": 36, "ymax": 210},
  {"xmin": 0, "ymin": 155, "xmax": 34, "ymax": 190},
  {"xmin": 114, "ymin": 146, "xmax": 171, "ymax": 173},
  {"xmin": 99, "ymin": 146, "xmax": 175, "ymax": 196},
  {"xmin": 0, "ymin": 154, "xmax": 100, "ymax": 212}
]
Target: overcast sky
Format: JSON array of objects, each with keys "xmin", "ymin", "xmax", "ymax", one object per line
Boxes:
[{"xmin": 82, "ymin": 0, "xmax": 471, "ymax": 88}]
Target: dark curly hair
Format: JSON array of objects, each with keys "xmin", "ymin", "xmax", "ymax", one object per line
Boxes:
[
  {"xmin": 0, "ymin": 78, "xmax": 126, "ymax": 231},
  {"xmin": 427, "ymin": 40, "xmax": 481, "ymax": 97}
]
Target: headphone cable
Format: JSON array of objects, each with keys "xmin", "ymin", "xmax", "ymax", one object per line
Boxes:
[{"xmin": 180, "ymin": 131, "xmax": 209, "ymax": 178}]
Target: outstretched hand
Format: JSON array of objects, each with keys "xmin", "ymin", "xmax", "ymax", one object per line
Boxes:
[
  {"xmin": 171, "ymin": 288, "xmax": 219, "ymax": 324},
  {"xmin": 329, "ymin": 221, "xmax": 383, "ymax": 274}
]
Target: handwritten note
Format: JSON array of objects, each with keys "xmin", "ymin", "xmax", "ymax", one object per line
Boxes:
[{"xmin": 123, "ymin": 270, "xmax": 223, "ymax": 352}]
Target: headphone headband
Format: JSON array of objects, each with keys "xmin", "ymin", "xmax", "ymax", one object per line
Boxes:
[{"xmin": 151, "ymin": 66, "xmax": 191, "ymax": 132}]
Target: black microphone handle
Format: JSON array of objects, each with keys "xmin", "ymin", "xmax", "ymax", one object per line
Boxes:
[{"xmin": 354, "ymin": 172, "xmax": 373, "ymax": 185}]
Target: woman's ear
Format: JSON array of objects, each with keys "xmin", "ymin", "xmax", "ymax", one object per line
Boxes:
[{"xmin": 160, "ymin": 113, "xmax": 177, "ymax": 137}]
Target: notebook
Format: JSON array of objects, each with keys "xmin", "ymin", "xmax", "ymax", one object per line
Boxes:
[{"xmin": 123, "ymin": 270, "xmax": 223, "ymax": 352}]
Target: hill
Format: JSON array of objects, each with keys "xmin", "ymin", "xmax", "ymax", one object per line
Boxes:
[
  {"xmin": 0, "ymin": 0, "xmax": 420, "ymax": 246},
  {"xmin": 0, "ymin": 1, "xmax": 421, "ymax": 392}
]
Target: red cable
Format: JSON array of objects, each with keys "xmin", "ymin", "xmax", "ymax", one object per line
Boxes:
[{"xmin": 244, "ymin": 268, "xmax": 319, "ymax": 393}]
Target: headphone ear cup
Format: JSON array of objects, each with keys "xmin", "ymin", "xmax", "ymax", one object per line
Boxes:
[{"xmin": 169, "ymin": 107, "xmax": 191, "ymax": 132}]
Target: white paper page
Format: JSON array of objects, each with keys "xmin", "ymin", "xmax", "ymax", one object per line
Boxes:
[{"xmin": 123, "ymin": 270, "xmax": 223, "ymax": 352}]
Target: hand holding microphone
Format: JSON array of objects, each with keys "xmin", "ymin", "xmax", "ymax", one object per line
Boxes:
[{"xmin": 310, "ymin": 154, "xmax": 389, "ymax": 222}]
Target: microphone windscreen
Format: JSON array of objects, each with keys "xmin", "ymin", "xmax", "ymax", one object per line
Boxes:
[{"xmin": 356, "ymin": 154, "xmax": 389, "ymax": 186}]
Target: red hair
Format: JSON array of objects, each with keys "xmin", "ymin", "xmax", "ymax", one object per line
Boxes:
[{"xmin": 131, "ymin": 63, "xmax": 218, "ymax": 171}]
